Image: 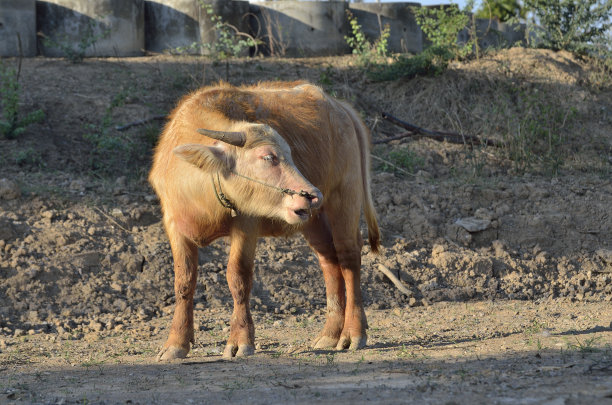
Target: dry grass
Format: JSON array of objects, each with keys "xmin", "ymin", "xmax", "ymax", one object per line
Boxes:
[{"xmin": 358, "ymin": 47, "xmax": 612, "ymax": 175}]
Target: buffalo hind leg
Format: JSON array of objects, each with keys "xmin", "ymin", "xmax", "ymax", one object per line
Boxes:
[
  {"xmin": 303, "ymin": 212, "xmax": 346, "ymax": 349},
  {"xmin": 223, "ymin": 219, "xmax": 258, "ymax": 358},
  {"xmin": 158, "ymin": 221, "xmax": 198, "ymax": 360},
  {"xmin": 334, "ymin": 235, "xmax": 367, "ymax": 350},
  {"xmin": 327, "ymin": 205, "xmax": 367, "ymax": 350}
]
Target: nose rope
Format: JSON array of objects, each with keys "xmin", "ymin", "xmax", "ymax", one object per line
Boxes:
[
  {"xmin": 211, "ymin": 171, "xmax": 318, "ymax": 215},
  {"xmin": 229, "ymin": 170, "xmax": 317, "ymax": 199}
]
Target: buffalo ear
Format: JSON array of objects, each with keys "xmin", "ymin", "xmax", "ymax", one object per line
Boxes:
[{"xmin": 173, "ymin": 143, "xmax": 228, "ymax": 172}]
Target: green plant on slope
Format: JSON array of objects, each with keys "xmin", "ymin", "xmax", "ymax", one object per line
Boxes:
[
  {"xmin": 523, "ymin": 0, "xmax": 612, "ymax": 55},
  {"xmin": 0, "ymin": 63, "xmax": 44, "ymax": 140},
  {"xmin": 344, "ymin": 10, "xmax": 390, "ymax": 67}
]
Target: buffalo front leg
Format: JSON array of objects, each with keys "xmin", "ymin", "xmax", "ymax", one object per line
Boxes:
[
  {"xmin": 223, "ymin": 219, "xmax": 258, "ymax": 358},
  {"xmin": 158, "ymin": 221, "xmax": 198, "ymax": 361},
  {"xmin": 303, "ymin": 212, "xmax": 346, "ymax": 349}
]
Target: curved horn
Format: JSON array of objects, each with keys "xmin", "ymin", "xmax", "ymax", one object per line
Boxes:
[{"xmin": 197, "ymin": 128, "xmax": 246, "ymax": 147}]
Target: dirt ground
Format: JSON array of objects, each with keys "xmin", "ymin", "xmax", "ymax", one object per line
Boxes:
[{"xmin": 0, "ymin": 49, "xmax": 611, "ymax": 404}]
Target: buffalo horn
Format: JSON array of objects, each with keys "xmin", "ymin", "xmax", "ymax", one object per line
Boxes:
[{"xmin": 197, "ymin": 128, "xmax": 246, "ymax": 147}]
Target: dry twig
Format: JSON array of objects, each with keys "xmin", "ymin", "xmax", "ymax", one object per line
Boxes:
[{"xmin": 376, "ymin": 264, "xmax": 412, "ymax": 297}]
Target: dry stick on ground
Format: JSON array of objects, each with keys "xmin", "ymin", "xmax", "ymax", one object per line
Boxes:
[
  {"xmin": 380, "ymin": 111, "xmax": 503, "ymax": 147},
  {"xmin": 376, "ymin": 264, "xmax": 412, "ymax": 297}
]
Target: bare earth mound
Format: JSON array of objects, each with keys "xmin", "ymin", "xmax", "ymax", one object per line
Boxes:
[{"xmin": 1, "ymin": 48, "xmax": 611, "ymax": 404}]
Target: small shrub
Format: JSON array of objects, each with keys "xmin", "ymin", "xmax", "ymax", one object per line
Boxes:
[
  {"xmin": 176, "ymin": 2, "xmax": 258, "ymax": 60},
  {"xmin": 412, "ymin": 3, "xmax": 474, "ymax": 60},
  {"xmin": 40, "ymin": 19, "xmax": 110, "ymax": 63},
  {"xmin": 0, "ymin": 63, "xmax": 44, "ymax": 140},
  {"xmin": 14, "ymin": 147, "xmax": 45, "ymax": 168},
  {"xmin": 344, "ymin": 10, "xmax": 390, "ymax": 67},
  {"xmin": 523, "ymin": 0, "xmax": 612, "ymax": 55}
]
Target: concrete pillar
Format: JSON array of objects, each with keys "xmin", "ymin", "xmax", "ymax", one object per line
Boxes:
[
  {"xmin": 37, "ymin": 0, "xmax": 145, "ymax": 57},
  {"xmin": 348, "ymin": 2, "xmax": 422, "ymax": 54},
  {"xmin": 144, "ymin": 0, "xmax": 250, "ymax": 55},
  {"xmin": 0, "ymin": 0, "xmax": 37, "ymax": 56},
  {"xmin": 250, "ymin": 1, "xmax": 350, "ymax": 57}
]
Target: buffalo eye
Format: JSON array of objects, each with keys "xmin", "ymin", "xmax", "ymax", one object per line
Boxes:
[{"xmin": 262, "ymin": 154, "xmax": 278, "ymax": 165}]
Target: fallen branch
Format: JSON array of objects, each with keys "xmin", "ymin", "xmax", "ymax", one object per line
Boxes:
[
  {"xmin": 381, "ymin": 112, "xmax": 503, "ymax": 147},
  {"xmin": 372, "ymin": 131, "xmax": 415, "ymax": 144},
  {"xmin": 376, "ymin": 264, "xmax": 412, "ymax": 297},
  {"xmin": 116, "ymin": 114, "xmax": 166, "ymax": 131}
]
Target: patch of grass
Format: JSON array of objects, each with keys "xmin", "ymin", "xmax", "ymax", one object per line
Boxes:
[
  {"xmin": 367, "ymin": 46, "xmax": 453, "ymax": 82},
  {"xmin": 373, "ymin": 146, "xmax": 424, "ymax": 175},
  {"xmin": 503, "ymin": 89, "xmax": 577, "ymax": 175},
  {"xmin": 566, "ymin": 336, "xmax": 602, "ymax": 353}
]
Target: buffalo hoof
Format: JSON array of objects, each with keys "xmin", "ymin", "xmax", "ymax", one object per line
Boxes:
[
  {"xmin": 157, "ymin": 345, "xmax": 189, "ymax": 361},
  {"xmin": 336, "ymin": 334, "xmax": 367, "ymax": 351},
  {"xmin": 312, "ymin": 335, "xmax": 339, "ymax": 349},
  {"xmin": 223, "ymin": 343, "xmax": 255, "ymax": 358}
]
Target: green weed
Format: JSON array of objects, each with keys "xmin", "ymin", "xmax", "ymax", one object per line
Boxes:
[
  {"xmin": 344, "ymin": 10, "xmax": 390, "ymax": 67},
  {"xmin": 0, "ymin": 63, "xmax": 44, "ymax": 139},
  {"xmin": 566, "ymin": 336, "xmax": 602, "ymax": 353}
]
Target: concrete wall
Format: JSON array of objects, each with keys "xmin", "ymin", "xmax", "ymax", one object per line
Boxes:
[
  {"xmin": 37, "ymin": 0, "xmax": 144, "ymax": 57},
  {"xmin": 0, "ymin": 0, "xmax": 37, "ymax": 56},
  {"xmin": 145, "ymin": 0, "xmax": 250, "ymax": 55},
  {"xmin": 348, "ymin": 2, "xmax": 422, "ymax": 54},
  {"xmin": 250, "ymin": 1, "xmax": 349, "ymax": 57},
  {"xmin": 0, "ymin": 1, "xmax": 528, "ymax": 58},
  {"xmin": 460, "ymin": 19, "xmax": 526, "ymax": 49}
]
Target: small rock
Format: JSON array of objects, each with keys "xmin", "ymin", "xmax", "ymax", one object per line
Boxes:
[
  {"xmin": 13, "ymin": 329, "xmax": 24, "ymax": 337},
  {"xmin": 455, "ymin": 217, "xmax": 491, "ymax": 232},
  {"xmin": 0, "ymin": 178, "xmax": 20, "ymax": 200},
  {"xmin": 408, "ymin": 297, "xmax": 418, "ymax": 307},
  {"xmin": 273, "ymin": 320, "xmax": 284, "ymax": 327},
  {"xmin": 74, "ymin": 251, "xmax": 102, "ymax": 271}
]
